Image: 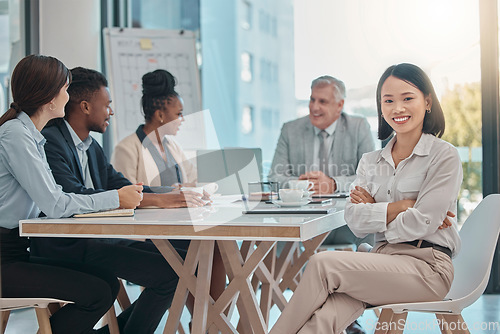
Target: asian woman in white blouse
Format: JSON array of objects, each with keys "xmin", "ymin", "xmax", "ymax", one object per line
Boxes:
[{"xmin": 270, "ymin": 63, "xmax": 463, "ymax": 334}]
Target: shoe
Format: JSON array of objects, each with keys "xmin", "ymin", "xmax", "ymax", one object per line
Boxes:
[{"xmin": 345, "ymin": 320, "xmax": 366, "ymax": 334}]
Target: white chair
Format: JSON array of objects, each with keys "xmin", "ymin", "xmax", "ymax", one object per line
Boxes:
[
  {"xmin": 0, "ymin": 297, "xmax": 73, "ymax": 334},
  {"xmin": 1, "ymin": 297, "xmax": 121, "ymax": 334},
  {"xmin": 370, "ymin": 194, "xmax": 500, "ymax": 334}
]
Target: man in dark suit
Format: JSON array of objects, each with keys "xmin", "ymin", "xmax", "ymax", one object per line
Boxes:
[{"xmin": 30, "ymin": 67, "xmax": 203, "ymax": 334}]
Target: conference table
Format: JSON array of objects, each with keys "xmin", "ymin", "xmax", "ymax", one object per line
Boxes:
[{"xmin": 19, "ymin": 196, "xmax": 346, "ymax": 334}]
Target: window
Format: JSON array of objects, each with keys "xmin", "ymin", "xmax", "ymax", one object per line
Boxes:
[
  {"xmin": 201, "ymin": 0, "xmax": 483, "ymax": 189},
  {"xmin": 0, "ymin": 0, "xmax": 12, "ymax": 112},
  {"xmin": 271, "ymin": 16, "xmax": 277, "ymax": 37},
  {"xmin": 259, "ymin": 10, "xmax": 269, "ymax": 33},
  {"xmin": 272, "ymin": 63, "xmax": 278, "ymax": 83},
  {"xmin": 261, "ymin": 107, "xmax": 271, "ymax": 128},
  {"xmin": 241, "ymin": 105, "xmax": 253, "ymax": 134},
  {"xmin": 241, "ymin": 1, "xmax": 252, "ymax": 30},
  {"xmin": 130, "ymin": 0, "xmax": 200, "ymax": 30},
  {"xmin": 294, "ymin": 0, "xmax": 481, "ymax": 223},
  {"xmin": 241, "ymin": 52, "xmax": 253, "ymax": 82},
  {"xmin": 260, "ymin": 58, "xmax": 269, "ymax": 82}
]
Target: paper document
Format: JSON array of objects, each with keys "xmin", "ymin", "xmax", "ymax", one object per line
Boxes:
[{"xmin": 73, "ymin": 209, "xmax": 135, "ymax": 218}]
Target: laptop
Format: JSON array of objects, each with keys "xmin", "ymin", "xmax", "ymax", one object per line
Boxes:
[{"xmin": 196, "ymin": 148, "xmax": 263, "ymax": 195}]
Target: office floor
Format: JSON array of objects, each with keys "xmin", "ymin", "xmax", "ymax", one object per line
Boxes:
[{"xmin": 4, "ymin": 284, "xmax": 499, "ymax": 333}]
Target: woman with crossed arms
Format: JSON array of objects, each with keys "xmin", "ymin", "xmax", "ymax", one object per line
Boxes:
[{"xmin": 270, "ymin": 63, "xmax": 462, "ymax": 334}]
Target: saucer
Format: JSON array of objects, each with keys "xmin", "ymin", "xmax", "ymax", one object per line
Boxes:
[{"xmin": 273, "ymin": 199, "xmax": 311, "ymax": 207}]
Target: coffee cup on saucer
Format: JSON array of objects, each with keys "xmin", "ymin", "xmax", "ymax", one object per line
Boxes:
[
  {"xmin": 180, "ymin": 186, "xmax": 204, "ymax": 195},
  {"xmin": 288, "ymin": 180, "xmax": 314, "ymax": 197},
  {"xmin": 279, "ymin": 189, "xmax": 304, "ymax": 203},
  {"xmin": 288, "ymin": 180, "xmax": 314, "ymax": 191},
  {"xmin": 202, "ymin": 183, "xmax": 219, "ymax": 196}
]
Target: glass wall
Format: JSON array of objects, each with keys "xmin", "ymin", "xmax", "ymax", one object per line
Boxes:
[
  {"xmin": 0, "ymin": 0, "xmax": 10, "ymax": 112},
  {"xmin": 127, "ymin": 0, "xmax": 482, "ymax": 221},
  {"xmin": 0, "ymin": 0, "xmax": 22, "ymax": 113},
  {"xmin": 293, "ymin": 0, "xmax": 481, "ymax": 223},
  {"xmin": 130, "ymin": 0, "xmax": 200, "ymax": 30}
]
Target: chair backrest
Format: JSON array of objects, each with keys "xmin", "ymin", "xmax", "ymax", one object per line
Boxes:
[{"xmin": 445, "ymin": 194, "xmax": 500, "ymax": 304}]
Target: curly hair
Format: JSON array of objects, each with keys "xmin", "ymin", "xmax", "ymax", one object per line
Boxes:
[
  {"xmin": 141, "ymin": 69, "xmax": 178, "ymax": 121},
  {"xmin": 64, "ymin": 67, "xmax": 108, "ymax": 117}
]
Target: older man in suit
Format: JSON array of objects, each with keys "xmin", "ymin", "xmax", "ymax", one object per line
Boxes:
[
  {"xmin": 268, "ymin": 75, "xmax": 375, "ymax": 334},
  {"xmin": 268, "ymin": 75, "xmax": 374, "ymax": 193}
]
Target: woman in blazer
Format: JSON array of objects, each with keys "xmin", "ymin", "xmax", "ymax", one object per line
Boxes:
[
  {"xmin": 111, "ymin": 68, "xmax": 225, "ymax": 319},
  {"xmin": 112, "ymin": 69, "xmax": 196, "ymax": 188}
]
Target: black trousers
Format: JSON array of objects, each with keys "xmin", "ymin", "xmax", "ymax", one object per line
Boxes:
[
  {"xmin": 1, "ymin": 229, "xmax": 119, "ymax": 334},
  {"xmin": 70, "ymin": 239, "xmax": 189, "ymax": 334}
]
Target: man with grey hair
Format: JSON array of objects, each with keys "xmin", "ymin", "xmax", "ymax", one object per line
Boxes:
[
  {"xmin": 269, "ymin": 75, "xmax": 374, "ymax": 194},
  {"xmin": 268, "ymin": 75, "xmax": 374, "ymax": 334}
]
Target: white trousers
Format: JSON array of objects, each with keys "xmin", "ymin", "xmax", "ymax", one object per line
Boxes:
[{"xmin": 270, "ymin": 242, "xmax": 454, "ymax": 334}]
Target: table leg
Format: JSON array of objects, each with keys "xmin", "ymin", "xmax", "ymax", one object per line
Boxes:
[
  {"xmin": 252, "ymin": 231, "xmax": 332, "ymax": 324},
  {"xmin": 210, "ymin": 240, "xmax": 276, "ymax": 334},
  {"xmin": 153, "ymin": 239, "xmax": 215, "ymax": 334},
  {"xmin": 192, "ymin": 240, "xmax": 215, "ymax": 334},
  {"xmin": 278, "ymin": 232, "xmax": 330, "ymax": 294}
]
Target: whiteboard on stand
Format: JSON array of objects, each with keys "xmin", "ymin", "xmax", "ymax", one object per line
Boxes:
[{"xmin": 103, "ymin": 27, "xmax": 205, "ymax": 151}]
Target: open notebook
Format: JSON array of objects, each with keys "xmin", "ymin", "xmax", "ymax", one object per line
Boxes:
[{"xmin": 73, "ymin": 208, "xmax": 135, "ymax": 218}]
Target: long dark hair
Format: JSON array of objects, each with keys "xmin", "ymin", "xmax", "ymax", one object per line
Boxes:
[
  {"xmin": 376, "ymin": 63, "xmax": 445, "ymax": 140},
  {"xmin": 141, "ymin": 69, "xmax": 178, "ymax": 122},
  {"xmin": 0, "ymin": 54, "xmax": 71, "ymax": 127}
]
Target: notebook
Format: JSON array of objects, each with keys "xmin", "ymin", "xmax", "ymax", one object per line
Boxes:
[
  {"xmin": 312, "ymin": 192, "xmax": 349, "ymax": 199},
  {"xmin": 73, "ymin": 208, "xmax": 135, "ymax": 218}
]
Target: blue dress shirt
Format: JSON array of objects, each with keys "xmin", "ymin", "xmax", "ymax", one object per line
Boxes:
[{"xmin": 0, "ymin": 112, "xmax": 119, "ymax": 229}]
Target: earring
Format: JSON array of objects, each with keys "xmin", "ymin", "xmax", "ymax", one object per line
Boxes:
[
  {"xmin": 160, "ymin": 119, "xmax": 164, "ymax": 124},
  {"xmin": 49, "ymin": 102, "xmax": 56, "ymax": 111},
  {"xmin": 426, "ymin": 109, "xmax": 431, "ymax": 114}
]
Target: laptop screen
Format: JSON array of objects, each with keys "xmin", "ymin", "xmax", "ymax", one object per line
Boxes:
[{"xmin": 196, "ymin": 148, "xmax": 262, "ymax": 195}]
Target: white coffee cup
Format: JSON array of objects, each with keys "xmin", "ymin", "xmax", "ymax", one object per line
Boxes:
[
  {"xmin": 288, "ymin": 180, "xmax": 314, "ymax": 191},
  {"xmin": 202, "ymin": 183, "xmax": 219, "ymax": 195},
  {"xmin": 181, "ymin": 186, "xmax": 204, "ymax": 195},
  {"xmin": 279, "ymin": 189, "xmax": 304, "ymax": 202}
]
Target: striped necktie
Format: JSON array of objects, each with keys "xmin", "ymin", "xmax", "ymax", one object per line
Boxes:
[{"xmin": 318, "ymin": 130, "xmax": 329, "ymax": 174}]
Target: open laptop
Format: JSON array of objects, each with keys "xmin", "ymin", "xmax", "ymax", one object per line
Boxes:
[{"xmin": 196, "ymin": 148, "xmax": 263, "ymax": 195}]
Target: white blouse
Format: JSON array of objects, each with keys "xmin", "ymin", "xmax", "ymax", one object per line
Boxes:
[{"xmin": 344, "ymin": 133, "xmax": 463, "ymax": 257}]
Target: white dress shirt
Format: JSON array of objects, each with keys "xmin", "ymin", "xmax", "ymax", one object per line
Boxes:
[
  {"xmin": 64, "ymin": 120, "xmax": 94, "ymax": 189},
  {"xmin": 344, "ymin": 133, "xmax": 463, "ymax": 257}
]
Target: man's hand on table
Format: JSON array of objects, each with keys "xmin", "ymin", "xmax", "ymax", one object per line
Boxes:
[{"xmin": 299, "ymin": 171, "xmax": 336, "ymax": 194}]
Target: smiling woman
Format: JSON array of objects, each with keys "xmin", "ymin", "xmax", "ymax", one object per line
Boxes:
[
  {"xmin": 111, "ymin": 69, "xmax": 198, "ymax": 188},
  {"xmin": 270, "ymin": 63, "xmax": 462, "ymax": 334},
  {"xmin": 293, "ymin": 0, "xmax": 481, "ymax": 226}
]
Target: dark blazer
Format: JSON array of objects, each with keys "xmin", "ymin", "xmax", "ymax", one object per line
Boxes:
[
  {"xmin": 43, "ymin": 119, "xmax": 132, "ymax": 194},
  {"xmin": 30, "ymin": 119, "xmax": 132, "ymax": 261}
]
